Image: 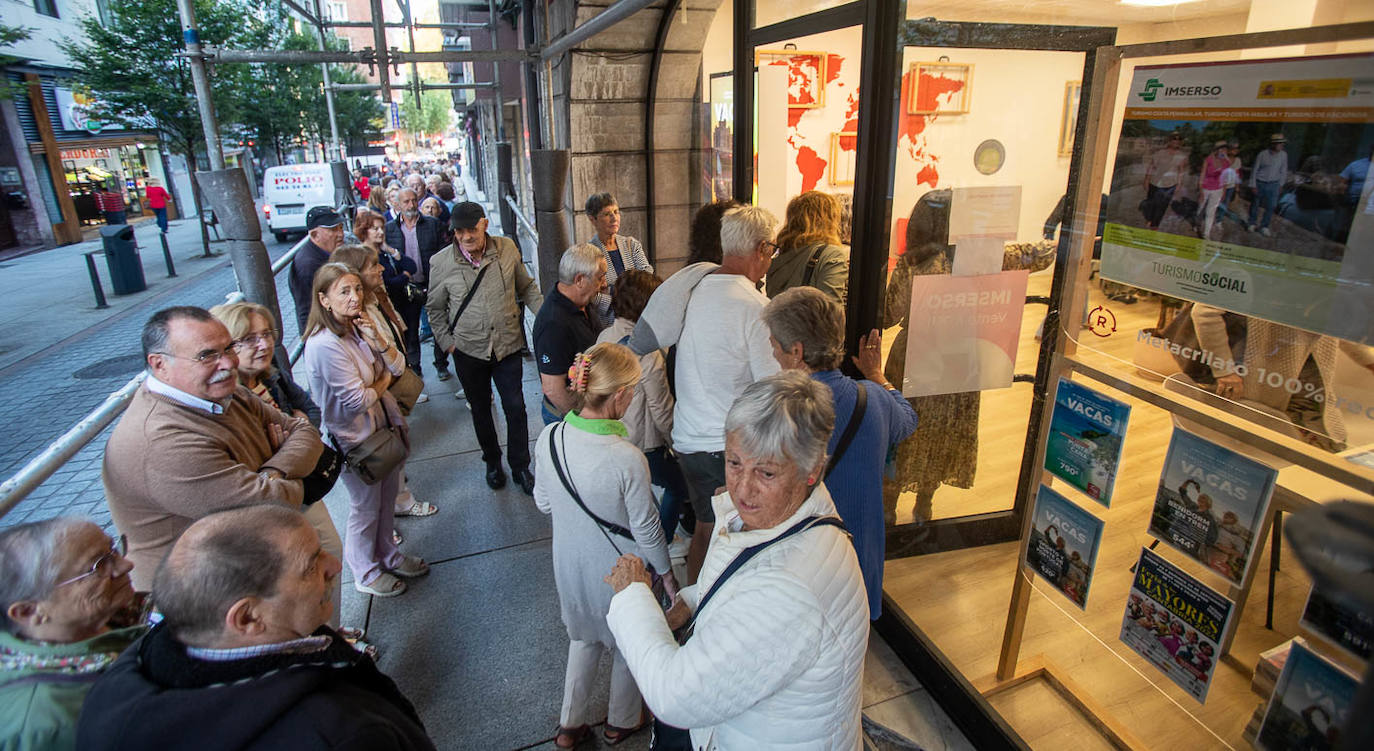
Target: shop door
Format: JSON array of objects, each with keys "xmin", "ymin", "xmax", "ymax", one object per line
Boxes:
[{"xmin": 873, "ymin": 20, "xmax": 1115, "ymax": 558}]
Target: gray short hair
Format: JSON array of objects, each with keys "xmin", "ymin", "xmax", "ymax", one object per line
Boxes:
[
  {"xmin": 0, "ymin": 517, "xmax": 93, "ymax": 633},
  {"xmin": 153, "ymin": 505, "xmax": 306, "ymax": 644},
  {"xmin": 560, "ymin": 243, "xmax": 604, "ymax": 284},
  {"xmin": 762, "ymin": 287, "xmax": 845, "ymax": 370},
  {"xmin": 720, "ymin": 205, "xmax": 778, "ymax": 258},
  {"xmin": 142, "ymin": 306, "xmax": 215, "ymax": 363},
  {"xmin": 724, "ymin": 371, "xmax": 835, "ymax": 475}
]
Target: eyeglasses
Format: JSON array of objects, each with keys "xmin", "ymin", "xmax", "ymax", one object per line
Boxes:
[
  {"xmin": 234, "ymin": 330, "xmax": 277, "ymax": 349},
  {"xmin": 156, "ymin": 344, "xmax": 238, "ymax": 365},
  {"xmin": 763, "ymin": 241, "xmax": 781, "ymax": 259},
  {"xmin": 55, "ymin": 535, "xmax": 127, "ymax": 588}
]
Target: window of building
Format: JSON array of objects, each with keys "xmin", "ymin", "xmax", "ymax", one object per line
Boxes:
[
  {"xmin": 327, "ymin": 1, "xmax": 347, "ymax": 21},
  {"xmin": 33, "ymin": 0, "xmax": 59, "ymax": 18}
]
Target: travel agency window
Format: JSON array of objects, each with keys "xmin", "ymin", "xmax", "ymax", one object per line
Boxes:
[{"xmin": 868, "ymin": 1, "xmax": 1374, "ymax": 749}]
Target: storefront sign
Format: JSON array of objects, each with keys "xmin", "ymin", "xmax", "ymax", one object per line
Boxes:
[
  {"xmin": 899, "ymin": 270, "xmax": 1028, "ymax": 396},
  {"xmin": 60, "ymin": 148, "xmax": 112, "ymax": 160},
  {"xmin": 1147, "ymin": 429, "xmax": 1276, "ymax": 586},
  {"xmin": 1119, "ymin": 547, "xmax": 1235, "ymax": 703},
  {"xmin": 54, "ymin": 88, "xmax": 125, "ymax": 134},
  {"xmin": 1025, "ymin": 485, "xmax": 1102, "ymax": 609},
  {"xmin": 1100, "ymin": 53, "xmax": 1374, "ymax": 345},
  {"xmin": 1044, "ymin": 378, "xmax": 1130, "ymax": 506}
]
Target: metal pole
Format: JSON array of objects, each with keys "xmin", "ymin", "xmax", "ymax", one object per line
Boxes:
[
  {"xmin": 174, "ymin": 0, "xmax": 223, "ymax": 170},
  {"xmin": 540, "ymin": 0, "xmax": 658, "ymax": 60},
  {"xmin": 329, "ymin": 81, "xmax": 496, "ymax": 91},
  {"xmin": 368, "ymin": 0, "xmax": 392, "ymax": 102},
  {"xmin": 313, "ymin": 0, "xmax": 343, "ymax": 161},
  {"xmin": 82, "ymin": 253, "xmax": 109, "ymax": 309},
  {"xmin": 488, "ymin": 0, "xmax": 505, "ymax": 141},
  {"xmin": 159, "ymin": 232, "xmax": 177, "ymax": 276}
]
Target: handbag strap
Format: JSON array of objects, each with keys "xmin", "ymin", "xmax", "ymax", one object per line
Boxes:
[
  {"xmin": 682, "ymin": 514, "xmax": 847, "ymax": 642},
  {"xmin": 445, "ymin": 262, "xmax": 491, "ymax": 337},
  {"xmin": 824, "ymin": 383, "xmax": 867, "ymax": 480},
  {"xmin": 801, "ymin": 244, "xmax": 826, "ymax": 287},
  {"xmin": 550, "ymin": 424, "xmax": 635, "ymax": 553}
]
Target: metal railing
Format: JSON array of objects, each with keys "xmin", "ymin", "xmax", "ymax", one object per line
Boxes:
[
  {"xmin": 0, "ymin": 240, "xmax": 307, "ymax": 520},
  {"xmin": 505, "ymin": 193, "xmax": 540, "ymax": 248}
]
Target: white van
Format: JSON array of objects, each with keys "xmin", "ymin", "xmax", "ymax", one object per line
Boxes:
[{"xmin": 262, "ymin": 163, "xmax": 336, "ymax": 242}]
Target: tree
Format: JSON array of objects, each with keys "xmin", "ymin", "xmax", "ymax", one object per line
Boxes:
[
  {"xmin": 399, "ymin": 87, "xmax": 453, "ymax": 140},
  {"xmin": 61, "ymin": 0, "xmax": 270, "ymax": 255}
]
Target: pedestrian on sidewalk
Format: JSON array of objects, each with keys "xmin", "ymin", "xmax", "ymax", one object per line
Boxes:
[
  {"xmin": 145, "ymin": 178, "xmax": 170, "ymax": 234},
  {"xmin": 289, "ymin": 207, "xmax": 346, "ymax": 334},
  {"xmin": 385, "ymin": 189, "xmax": 445, "ymax": 379},
  {"xmin": 96, "ymin": 185, "xmax": 126, "ymax": 225}
]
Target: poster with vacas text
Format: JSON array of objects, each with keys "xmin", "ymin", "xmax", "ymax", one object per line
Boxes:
[
  {"xmin": 1119, "ymin": 548, "xmax": 1234, "ymax": 703},
  {"xmin": 1148, "ymin": 429, "xmax": 1276, "ymax": 585},
  {"xmin": 1025, "ymin": 485, "xmax": 1103, "ymax": 609},
  {"xmin": 1300, "ymin": 585, "xmax": 1373, "ymax": 662},
  {"xmin": 1044, "ymin": 378, "xmax": 1130, "ymax": 506},
  {"xmin": 1256, "ymin": 639, "xmax": 1359, "ymax": 751}
]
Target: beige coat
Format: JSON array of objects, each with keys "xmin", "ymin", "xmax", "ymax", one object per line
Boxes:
[
  {"xmin": 596, "ymin": 318, "xmax": 673, "ymax": 451},
  {"xmin": 425, "ymin": 234, "xmax": 543, "ymax": 361}
]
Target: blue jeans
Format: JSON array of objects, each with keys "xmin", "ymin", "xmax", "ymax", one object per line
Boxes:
[
  {"xmin": 1248, "ymin": 180, "xmax": 1280, "ymax": 229},
  {"xmin": 1215, "ymin": 187, "xmax": 1238, "ymax": 223},
  {"xmin": 644, "ymin": 447, "xmax": 688, "ymax": 543},
  {"xmin": 152, "ymin": 207, "xmax": 168, "ymax": 233},
  {"xmin": 540, "ymin": 399, "xmax": 562, "ymax": 426}
]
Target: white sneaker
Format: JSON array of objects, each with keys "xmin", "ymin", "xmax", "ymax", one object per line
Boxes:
[
  {"xmin": 1260, "ymin": 227, "xmax": 1273, "ymax": 237},
  {"xmin": 453, "ymin": 389, "xmax": 466, "ymax": 399},
  {"xmin": 416, "ymin": 392, "xmax": 430, "ymax": 404}
]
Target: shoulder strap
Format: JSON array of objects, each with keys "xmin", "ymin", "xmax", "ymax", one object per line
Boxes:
[
  {"xmin": 549, "ymin": 425, "xmax": 635, "ymax": 546},
  {"xmin": 824, "ymin": 383, "xmax": 867, "ymax": 479},
  {"xmin": 445, "ymin": 262, "xmax": 491, "ymax": 337},
  {"xmin": 801, "ymin": 244, "xmax": 827, "ymax": 287},
  {"xmin": 684, "ymin": 515, "xmax": 847, "ymax": 641}
]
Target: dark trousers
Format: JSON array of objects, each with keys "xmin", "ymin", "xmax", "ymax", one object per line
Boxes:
[
  {"xmin": 397, "ymin": 299, "xmax": 423, "ymax": 376},
  {"xmin": 451, "ymin": 348, "xmax": 530, "ymax": 472},
  {"xmin": 1142, "ymin": 184, "xmax": 1175, "ymax": 228},
  {"xmin": 152, "ymin": 207, "xmax": 168, "ymax": 233}
]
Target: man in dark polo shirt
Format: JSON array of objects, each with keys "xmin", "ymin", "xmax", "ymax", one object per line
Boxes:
[{"xmin": 532, "ymin": 243, "xmax": 607, "ymax": 424}]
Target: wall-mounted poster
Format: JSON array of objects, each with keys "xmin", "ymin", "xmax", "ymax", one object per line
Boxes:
[
  {"xmin": 829, "ymin": 132, "xmax": 856, "ymax": 186},
  {"xmin": 898, "ymin": 270, "xmax": 1029, "ymax": 397},
  {"xmin": 1120, "ymin": 547, "xmax": 1235, "ymax": 703},
  {"xmin": 1256, "ymin": 639, "xmax": 1359, "ymax": 751},
  {"xmin": 1025, "ymin": 485, "xmax": 1103, "ymax": 609},
  {"xmin": 1301, "ymin": 585, "xmax": 1374, "ymax": 661},
  {"xmin": 755, "ymin": 49, "xmax": 827, "ymax": 109},
  {"xmin": 1044, "ymin": 378, "xmax": 1130, "ymax": 506},
  {"xmin": 708, "ymin": 72, "xmax": 734, "ymax": 203},
  {"xmin": 1058, "ymin": 81, "xmax": 1081, "ymax": 156},
  {"xmin": 1148, "ymin": 429, "xmax": 1277, "ymax": 585},
  {"xmin": 1099, "ymin": 53, "xmax": 1374, "ymax": 346},
  {"xmin": 908, "ymin": 61, "xmax": 972, "ymax": 114}
]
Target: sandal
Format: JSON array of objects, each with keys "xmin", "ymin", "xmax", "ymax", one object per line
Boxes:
[
  {"xmin": 337, "ymin": 626, "xmax": 366, "ymax": 641},
  {"xmin": 389, "ymin": 555, "xmax": 429, "ymax": 578},
  {"xmin": 395, "ymin": 500, "xmax": 438, "ymax": 517},
  {"xmin": 355, "ymin": 572, "xmax": 407, "ymax": 597},
  {"xmin": 393, "ymin": 529, "xmax": 404, "ymax": 546},
  {"xmin": 554, "ymin": 724, "xmax": 590, "ymax": 749},
  {"xmin": 603, "ymin": 709, "xmax": 651, "ymax": 745}
]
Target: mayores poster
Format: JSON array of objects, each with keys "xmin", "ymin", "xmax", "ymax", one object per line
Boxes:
[
  {"xmin": 1120, "ymin": 547, "xmax": 1235, "ymax": 703},
  {"xmin": 899, "ymin": 270, "xmax": 1029, "ymax": 397},
  {"xmin": 1148, "ymin": 429, "xmax": 1277, "ymax": 585},
  {"xmin": 1044, "ymin": 378, "xmax": 1131, "ymax": 506},
  {"xmin": 1100, "ymin": 53, "xmax": 1374, "ymax": 345}
]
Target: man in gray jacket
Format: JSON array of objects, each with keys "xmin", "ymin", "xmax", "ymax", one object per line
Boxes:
[{"xmin": 426, "ymin": 202, "xmax": 544, "ymax": 494}]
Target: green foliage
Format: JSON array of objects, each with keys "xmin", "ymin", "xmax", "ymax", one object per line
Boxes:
[
  {"xmin": 399, "ymin": 86, "xmax": 453, "ymax": 138},
  {"xmin": 0, "ymin": 23, "xmax": 33, "ymax": 48}
]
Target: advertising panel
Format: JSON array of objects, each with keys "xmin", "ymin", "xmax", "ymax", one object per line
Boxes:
[
  {"xmin": 899, "ymin": 270, "xmax": 1029, "ymax": 397},
  {"xmin": 1256, "ymin": 640, "xmax": 1359, "ymax": 751},
  {"xmin": 1025, "ymin": 485, "xmax": 1103, "ymax": 608},
  {"xmin": 1044, "ymin": 378, "xmax": 1131, "ymax": 506}
]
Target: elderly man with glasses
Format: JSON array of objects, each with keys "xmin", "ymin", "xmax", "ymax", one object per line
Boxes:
[{"xmin": 102, "ymin": 306, "xmax": 324, "ymax": 592}]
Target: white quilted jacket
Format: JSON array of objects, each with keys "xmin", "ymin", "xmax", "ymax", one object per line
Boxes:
[{"xmin": 606, "ymin": 484, "xmax": 869, "ymax": 750}]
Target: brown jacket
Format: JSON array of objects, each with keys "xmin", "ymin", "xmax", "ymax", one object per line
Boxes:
[
  {"xmin": 425, "ymin": 235, "xmax": 543, "ymax": 361},
  {"xmin": 102, "ymin": 383, "xmax": 322, "ymax": 589}
]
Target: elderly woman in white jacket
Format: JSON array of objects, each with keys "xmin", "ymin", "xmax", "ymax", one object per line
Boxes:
[
  {"xmin": 605, "ymin": 371, "xmax": 869, "ymax": 749},
  {"xmin": 302, "ymin": 262, "xmax": 428, "ymax": 599},
  {"xmin": 534, "ymin": 341, "xmax": 676, "ymax": 748}
]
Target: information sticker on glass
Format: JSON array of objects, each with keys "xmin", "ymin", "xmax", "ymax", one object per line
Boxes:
[
  {"xmin": 1119, "ymin": 547, "xmax": 1234, "ymax": 703},
  {"xmin": 1099, "ymin": 53, "xmax": 1374, "ymax": 346},
  {"xmin": 1025, "ymin": 485, "xmax": 1103, "ymax": 609},
  {"xmin": 1148, "ymin": 429, "xmax": 1277, "ymax": 586},
  {"xmin": 899, "ymin": 270, "xmax": 1029, "ymax": 396},
  {"xmin": 949, "ymin": 185, "xmax": 1021, "ymax": 276},
  {"xmin": 1044, "ymin": 378, "xmax": 1131, "ymax": 507},
  {"xmin": 1256, "ymin": 639, "xmax": 1359, "ymax": 751}
]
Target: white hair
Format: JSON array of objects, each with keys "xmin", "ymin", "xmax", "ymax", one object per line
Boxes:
[
  {"xmin": 720, "ymin": 205, "xmax": 778, "ymax": 258},
  {"xmin": 559, "ymin": 243, "xmax": 604, "ymax": 284},
  {"xmin": 0, "ymin": 517, "xmax": 95, "ymax": 634},
  {"xmin": 724, "ymin": 371, "xmax": 834, "ymax": 474}
]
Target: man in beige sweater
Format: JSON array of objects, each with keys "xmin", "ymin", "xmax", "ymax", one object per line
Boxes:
[{"xmin": 103, "ymin": 306, "xmax": 324, "ymax": 590}]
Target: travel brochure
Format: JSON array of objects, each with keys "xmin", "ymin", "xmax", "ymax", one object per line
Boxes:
[
  {"xmin": 1148, "ymin": 429, "xmax": 1277, "ymax": 585},
  {"xmin": 1044, "ymin": 378, "xmax": 1130, "ymax": 506},
  {"xmin": 1300, "ymin": 585, "xmax": 1373, "ymax": 662},
  {"xmin": 1120, "ymin": 547, "xmax": 1234, "ymax": 702},
  {"xmin": 1256, "ymin": 639, "xmax": 1359, "ymax": 751},
  {"xmin": 1025, "ymin": 485, "xmax": 1103, "ymax": 609}
]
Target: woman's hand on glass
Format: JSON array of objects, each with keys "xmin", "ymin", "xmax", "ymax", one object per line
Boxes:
[
  {"xmin": 851, "ymin": 328, "xmax": 888, "ymax": 385},
  {"xmin": 605, "ymin": 554, "xmax": 652, "ymax": 594}
]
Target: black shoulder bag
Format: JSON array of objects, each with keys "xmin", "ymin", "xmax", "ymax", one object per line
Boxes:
[
  {"xmin": 824, "ymin": 384, "xmax": 867, "ymax": 480},
  {"xmin": 801, "ymin": 244, "xmax": 827, "ymax": 287},
  {"xmin": 650, "ymin": 513, "xmax": 848, "ymax": 750},
  {"xmin": 445, "ymin": 262, "xmax": 492, "ymax": 337}
]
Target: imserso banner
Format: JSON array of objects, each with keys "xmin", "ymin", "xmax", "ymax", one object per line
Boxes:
[{"xmin": 1100, "ymin": 53, "xmax": 1374, "ymax": 345}]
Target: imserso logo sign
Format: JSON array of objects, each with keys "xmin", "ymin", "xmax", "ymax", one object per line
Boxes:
[
  {"xmin": 1136, "ymin": 76, "xmax": 1222, "ymax": 101},
  {"xmin": 1138, "ymin": 78, "xmax": 1163, "ymax": 102}
]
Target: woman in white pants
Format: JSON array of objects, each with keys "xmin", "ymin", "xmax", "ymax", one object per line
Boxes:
[{"xmin": 533, "ymin": 342, "xmax": 676, "ymax": 747}]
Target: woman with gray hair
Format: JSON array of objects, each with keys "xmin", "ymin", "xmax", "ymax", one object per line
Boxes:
[
  {"xmin": 1, "ymin": 517, "xmax": 148, "ymax": 750},
  {"xmin": 584, "ymin": 192, "xmax": 652, "ymax": 328},
  {"xmin": 605, "ymin": 371, "xmax": 868, "ymax": 749},
  {"xmin": 763, "ymin": 287, "xmax": 916, "ymax": 620}
]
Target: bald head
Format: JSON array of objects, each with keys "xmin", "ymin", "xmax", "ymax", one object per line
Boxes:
[{"xmin": 153, "ymin": 505, "xmax": 308, "ymax": 644}]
